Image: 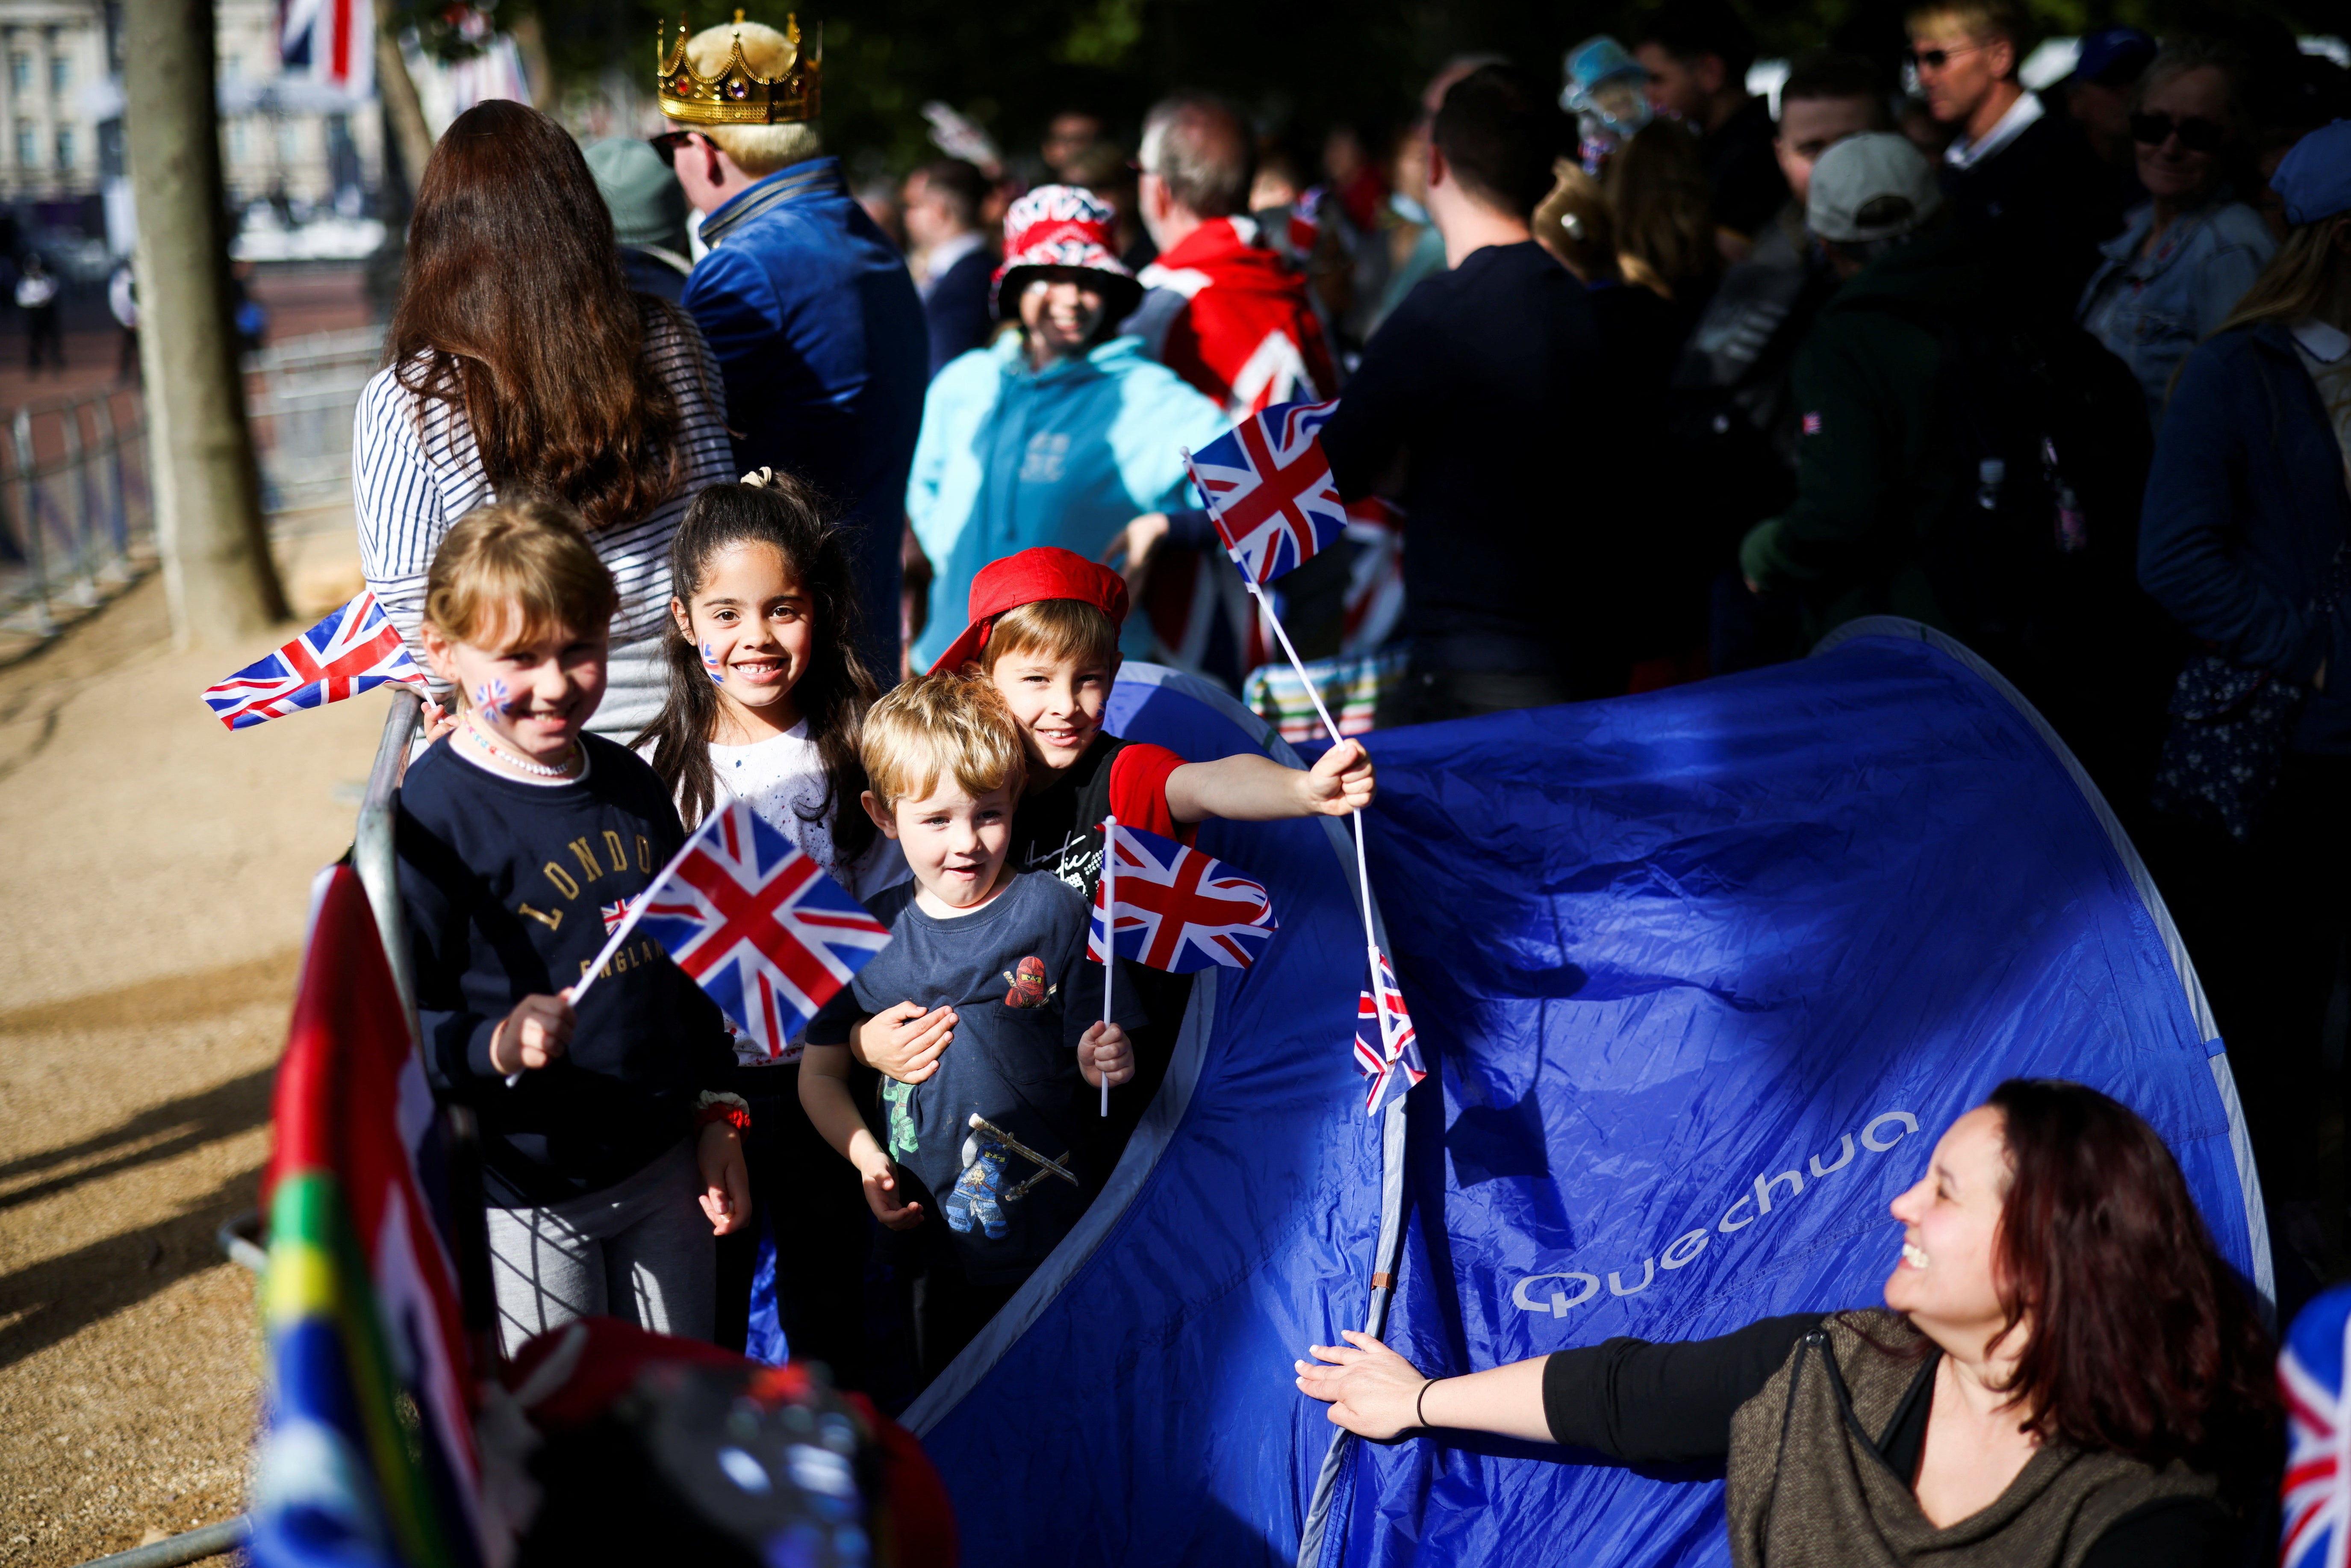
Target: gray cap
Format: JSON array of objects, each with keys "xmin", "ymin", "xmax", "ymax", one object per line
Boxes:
[
  {"xmin": 1806, "ymin": 132, "xmax": 1944, "ymax": 245},
  {"xmin": 584, "ymin": 137, "xmax": 689, "ymax": 253}
]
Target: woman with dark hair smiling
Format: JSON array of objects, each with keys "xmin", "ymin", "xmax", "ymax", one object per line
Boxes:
[
  {"xmin": 1299, "ymin": 1080, "xmax": 2279, "ymax": 1566},
  {"xmin": 356, "ymin": 100, "xmax": 735, "ymax": 738}
]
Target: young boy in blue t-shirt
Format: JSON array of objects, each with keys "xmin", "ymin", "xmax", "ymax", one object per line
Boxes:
[{"xmin": 798, "ymin": 670, "xmax": 1145, "ymax": 1382}]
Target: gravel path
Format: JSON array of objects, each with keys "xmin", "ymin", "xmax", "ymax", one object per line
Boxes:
[{"xmin": 0, "ymin": 576, "xmax": 385, "ymax": 1565}]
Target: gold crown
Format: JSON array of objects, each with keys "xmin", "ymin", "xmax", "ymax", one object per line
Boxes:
[{"xmin": 656, "ymin": 10, "xmax": 821, "ymax": 126}]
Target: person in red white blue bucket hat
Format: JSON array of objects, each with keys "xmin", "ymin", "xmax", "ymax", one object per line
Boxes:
[{"xmin": 905, "ymin": 186, "xmax": 1227, "ymax": 672}]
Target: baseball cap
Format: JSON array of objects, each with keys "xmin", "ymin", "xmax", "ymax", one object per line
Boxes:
[
  {"xmin": 1807, "ymin": 132, "xmax": 1945, "ymax": 244},
  {"xmin": 931, "ymin": 547, "xmax": 1131, "ymax": 674},
  {"xmin": 2273, "ymin": 119, "xmax": 2351, "ymax": 228},
  {"xmin": 2065, "ymin": 27, "xmax": 2156, "ymax": 90}
]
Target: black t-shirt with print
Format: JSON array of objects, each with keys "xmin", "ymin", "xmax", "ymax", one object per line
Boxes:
[{"xmin": 807, "ymin": 871, "xmax": 1151, "ymax": 1286}]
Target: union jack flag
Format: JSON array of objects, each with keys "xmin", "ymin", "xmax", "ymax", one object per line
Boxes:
[
  {"xmin": 631, "ymin": 800, "xmax": 891, "ymax": 1059},
  {"xmin": 200, "ymin": 590, "xmax": 427, "ymax": 731},
  {"xmin": 1354, "ymin": 947, "xmax": 1426, "ymax": 1117},
  {"xmin": 1087, "ymin": 821, "xmax": 1276, "ymax": 974},
  {"xmin": 600, "ymin": 898, "xmax": 636, "ymax": 935},
  {"xmin": 2283, "ymin": 1287, "xmax": 2351, "ymax": 1568},
  {"xmin": 1185, "ymin": 398, "xmax": 1349, "ymax": 585}
]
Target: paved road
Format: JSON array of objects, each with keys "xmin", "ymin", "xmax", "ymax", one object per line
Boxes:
[{"xmin": 0, "ymin": 576, "xmax": 384, "ymax": 1564}]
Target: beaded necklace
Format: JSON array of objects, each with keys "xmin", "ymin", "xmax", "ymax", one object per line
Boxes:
[{"xmin": 464, "ymin": 716, "xmax": 582, "ymax": 780}]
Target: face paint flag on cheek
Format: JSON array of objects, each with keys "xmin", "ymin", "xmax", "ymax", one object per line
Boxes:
[
  {"xmin": 701, "ymin": 640, "xmax": 725, "ymax": 685},
  {"xmin": 472, "ymin": 679, "xmax": 511, "ymax": 719}
]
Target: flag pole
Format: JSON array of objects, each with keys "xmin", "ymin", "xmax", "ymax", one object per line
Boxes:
[
  {"xmin": 1237, "ymin": 572, "xmax": 1397, "ymax": 1092},
  {"xmin": 1099, "ymin": 813, "xmax": 1117, "ymax": 1118},
  {"xmin": 1187, "ymin": 439, "xmax": 1402, "ymax": 1098}
]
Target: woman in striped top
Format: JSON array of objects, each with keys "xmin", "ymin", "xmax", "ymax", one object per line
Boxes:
[{"xmin": 356, "ymin": 100, "xmax": 736, "ymax": 738}]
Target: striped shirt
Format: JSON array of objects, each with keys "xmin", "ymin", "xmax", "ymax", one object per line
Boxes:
[{"xmin": 354, "ymin": 301, "xmax": 735, "ymax": 733}]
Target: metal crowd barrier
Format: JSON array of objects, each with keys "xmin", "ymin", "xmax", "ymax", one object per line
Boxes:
[
  {"xmin": 0, "ymin": 323, "xmax": 389, "ymax": 655},
  {"xmin": 0, "ymin": 384, "xmax": 152, "ymax": 642}
]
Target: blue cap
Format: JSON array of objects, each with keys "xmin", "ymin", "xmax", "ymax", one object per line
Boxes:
[
  {"xmin": 2066, "ymin": 27, "xmax": 2155, "ymax": 88},
  {"xmin": 2273, "ymin": 120, "xmax": 2351, "ymax": 227}
]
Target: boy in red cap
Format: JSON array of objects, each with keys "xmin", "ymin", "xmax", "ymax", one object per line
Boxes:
[{"xmin": 857, "ymin": 544, "xmax": 1373, "ymax": 1091}]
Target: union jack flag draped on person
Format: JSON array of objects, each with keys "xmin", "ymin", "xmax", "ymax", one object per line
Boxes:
[
  {"xmin": 630, "ymin": 800, "xmax": 890, "ymax": 1059},
  {"xmin": 1353, "ymin": 947, "xmax": 1425, "ymax": 1117},
  {"xmin": 1184, "ymin": 398, "xmax": 1349, "ymax": 585},
  {"xmin": 2282, "ymin": 1284, "xmax": 2351, "ymax": 1568},
  {"xmin": 1087, "ymin": 821, "xmax": 1276, "ymax": 974},
  {"xmin": 200, "ymin": 589, "xmax": 427, "ymax": 730}
]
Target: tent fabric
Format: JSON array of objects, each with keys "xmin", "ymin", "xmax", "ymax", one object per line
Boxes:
[
  {"xmin": 1320, "ymin": 621, "xmax": 2263, "ymax": 1568},
  {"xmin": 911, "ymin": 630, "xmax": 2263, "ymax": 1568}
]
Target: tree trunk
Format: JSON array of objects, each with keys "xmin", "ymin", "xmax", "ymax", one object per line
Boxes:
[
  {"xmin": 374, "ymin": 0, "xmax": 436, "ymax": 200},
  {"xmin": 124, "ymin": 0, "xmax": 287, "ymax": 647},
  {"xmin": 508, "ymin": 9, "xmax": 558, "ymax": 112}
]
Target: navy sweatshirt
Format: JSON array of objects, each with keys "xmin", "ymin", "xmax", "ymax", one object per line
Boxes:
[{"xmin": 396, "ymin": 734, "xmax": 735, "ymax": 1208}]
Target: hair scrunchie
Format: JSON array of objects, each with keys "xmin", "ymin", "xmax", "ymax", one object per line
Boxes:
[{"xmin": 739, "ymin": 466, "xmax": 780, "ymax": 489}]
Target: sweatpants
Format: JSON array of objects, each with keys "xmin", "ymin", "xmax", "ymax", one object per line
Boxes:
[{"xmin": 484, "ymin": 1139, "xmax": 715, "ymax": 1358}]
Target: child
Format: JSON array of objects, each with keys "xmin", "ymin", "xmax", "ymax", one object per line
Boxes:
[
  {"xmin": 397, "ymin": 498, "xmax": 751, "ymax": 1356},
  {"xmin": 633, "ymin": 469, "xmax": 906, "ymax": 1379},
  {"xmin": 862, "ymin": 547, "xmax": 1375, "ymax": 1093},
  {"xmin": 636, "ymin": 469, "xmax": 906, "ymax": 902},
  {"xmin": 798, "ymin": 672, "xmax": 1142, "ymax": 1382}
]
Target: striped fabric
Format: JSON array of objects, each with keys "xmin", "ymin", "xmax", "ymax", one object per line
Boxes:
[{"xmin": 353, "ymin": 300, "xmax": 736, "ymax": 731}]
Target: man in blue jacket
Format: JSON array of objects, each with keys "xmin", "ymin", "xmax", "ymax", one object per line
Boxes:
[{"xmin": 660, "ymin": 12, "xmax": 927, "ymax": 684}]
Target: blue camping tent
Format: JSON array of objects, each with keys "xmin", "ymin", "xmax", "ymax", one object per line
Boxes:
[{"xmin": 910, "ymin": 619, "xmax": 2266, "ymax": 1568}]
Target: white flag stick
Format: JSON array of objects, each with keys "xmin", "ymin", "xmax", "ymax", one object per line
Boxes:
[
  {"xmin": 1238, "ymin": 572, "xmax": 1399, "ymax": 1091},
  {"xmin": 1099, "ymin": 812, "xmax": 1117, "ymax": 1118}
]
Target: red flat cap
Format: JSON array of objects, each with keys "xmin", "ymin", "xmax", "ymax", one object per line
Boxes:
[{"xmin": 931, "ymin": 547, "xmax": 1131, "ymax": 674}]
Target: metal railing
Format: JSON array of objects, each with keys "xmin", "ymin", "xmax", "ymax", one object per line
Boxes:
[
  {"xmin": 0, "ymin": 324, "xmax": 390, "ymax": 655},
  {"xmin": 0, "ymin": 383, "xmax": 153, "ymax": 642}
]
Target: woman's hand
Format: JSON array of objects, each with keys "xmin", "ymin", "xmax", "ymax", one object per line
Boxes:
[
  {"xmin": 1078, "ymin": 1021, "xmax": 1134, "ymax": 1088},
  {"xmin": 1297, "ymin": 740, "xmax": 1376, "ymax": 816},
  {"xmin": 695, "ymin": 1121, "xmax": 753, "ymax": 1235},
  {"xmin": 491, "ymin": 992, "xmax": 573, "ymax": 1075},
  {"xmin": 855, "ymin": 1148, "xmax": 925, "ymax": 1230},
  {"xmin": 850, "ymin": 1002, "xmax": 957, "ymax": 1084},
  {"xmin": 1296, "ymin": 1330, "xmax": 1430, "ymax": 1439}
]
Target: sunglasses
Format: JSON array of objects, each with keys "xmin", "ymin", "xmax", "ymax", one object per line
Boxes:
[
  {"xmin": 1908, "ymin": 42, "xmax": 1986, "ymax": 71},
  {"xmin": 2129, "ymin": 112, "xmax": 2226, "ymax": 152},
  {"xmin": 648, "ymin": 129, "xmax": 697, "ymax": 166}
]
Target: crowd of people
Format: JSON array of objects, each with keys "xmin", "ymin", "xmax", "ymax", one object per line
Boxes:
[{"xmin": 348, "ymin": 0, "xmax": 2351, "ymax": 1555}]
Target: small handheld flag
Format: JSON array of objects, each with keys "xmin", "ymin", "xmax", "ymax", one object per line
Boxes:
[
  {"xmin": 1184, "ymin": 399, "xmax": 1349, "ymax": 585},
  {"xmin": 2282, "ymin": 1284, "xmax": 2351, "ymax": 1568},
  {"xmin": 1088, "ymin": 820, "xmax": 1277, "ymax": 975},
  {"xmin": 201, "ymin": 589, "xmax": 427, "ymax": 731},
  {"xmin": 576, "ymin": 800, "xmax": 890, "ymax": 1060},
  {"xmin": 1353, "ymin": 948, "xmax": 1426, "ymax": 1117}
]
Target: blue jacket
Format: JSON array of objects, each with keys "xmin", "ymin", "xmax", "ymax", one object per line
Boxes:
[
  {"xmin": 2139, "ymin": 321, "xmax": 2351, "ymax": 753},
  {"xmin": 2078, "ymin": 196, "xmax": 2274, "ymax": 430},
  {"xmin": 683, "ymin": 157, "xmax": 928, "ymax": 677},
  {"xmin": 906, "ymin": 333, "xmax": 1226, "ymax": 671}
]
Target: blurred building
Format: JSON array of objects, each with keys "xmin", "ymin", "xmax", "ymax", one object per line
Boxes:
[{"xmin": 0, "ymin": 0, "xmax": 380, "ymax": 271}]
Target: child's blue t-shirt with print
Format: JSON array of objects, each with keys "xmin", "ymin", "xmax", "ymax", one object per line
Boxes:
[{"xmin": 807, "ymin": 869, "xmax": 1150, "ymax": 1285}]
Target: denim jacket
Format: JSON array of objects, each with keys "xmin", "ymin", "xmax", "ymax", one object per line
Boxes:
[
  {"xmin": 2079, "ymin": 196, "xmax": 2274, "ymax": 430},
  {"xmin": 2139, "ymin": 321, "xmax": 2351, "ymax": 754}
]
